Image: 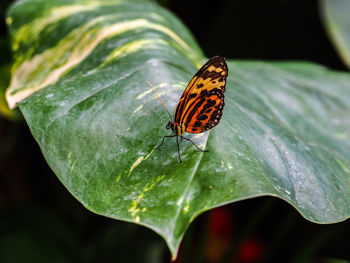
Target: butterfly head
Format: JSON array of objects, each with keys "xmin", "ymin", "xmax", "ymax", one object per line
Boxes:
[
  {"xmin": 166, "ymin": 121, "xmax": 174, "ymax": 132},
  {"xmin": 166, "ymin": 121, "xmax": 183, "ymax": 136}
]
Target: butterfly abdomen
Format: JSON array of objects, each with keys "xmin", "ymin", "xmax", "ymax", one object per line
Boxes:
[
  {"xmin": 174, "ymin": 122, "xmax": 185, "ymax": 136},
  {"xmin": 168, "ymin": 121, "xmax": 185, "ymax": 136}
]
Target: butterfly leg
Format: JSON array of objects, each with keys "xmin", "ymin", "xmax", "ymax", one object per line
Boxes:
[
  {"xmin": 181, "ymin": 136, "xmax": 208, "ymax": 153},
  {"xmin": 157, "ymin": 135, "xmax": 176, "ymax": 149},
  {"xmin": 176, "ymin": 135, "xmax": 182, "ymax": 162}
]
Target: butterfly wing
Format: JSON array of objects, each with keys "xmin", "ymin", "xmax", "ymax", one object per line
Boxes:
[
  {"xmin": 174, "ymin": 56, "xmax": 228, "ymax": 133},
  {"xmin": 184, "ymin": 89, "xmax": 225, "ymax": 133}
]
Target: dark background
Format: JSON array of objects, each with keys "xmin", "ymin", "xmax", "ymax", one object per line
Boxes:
[
  {"xmin": 0, "ymin": 0, "xmax": 349, "ymax": 262},
  {"xmin": 164, "ymin": 0, "xmax": 345, "ymax": 70}
]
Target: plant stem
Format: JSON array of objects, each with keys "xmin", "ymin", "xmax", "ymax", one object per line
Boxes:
[
  {"xmin": 193, "ymin": 214, "xmax": 210, "ymax": 263},
  {"xmin": 182, "ymin": 224, "xmax": 194, "ymax": 263},
  {"xmin": 259, "ymin": 210, "xmax": 297, "ymax": 263},
  {"xmin": 221, "ymin": 198, "xmax": 276, "ymax": 263}
]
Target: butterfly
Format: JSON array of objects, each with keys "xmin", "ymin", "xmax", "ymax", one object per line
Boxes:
[{"xmin": 148, "ymin": 56, "xmax": 228, "ymax": 162}]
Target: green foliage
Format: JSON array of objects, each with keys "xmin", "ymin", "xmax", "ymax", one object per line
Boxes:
[
  {"xmin": 6, "ymin": 0, "xmax": 350, "ymax": 257},
  {"xmin": 0, "ymin": 37, "xmax": 19, "ymax": 120},
  {"xmin": 0, "ymin": 64, "xmax": 16, "ymax": 119},
  {"xmin": 322, "ymin": 0, "xmax": 350, "ymax": 68}
]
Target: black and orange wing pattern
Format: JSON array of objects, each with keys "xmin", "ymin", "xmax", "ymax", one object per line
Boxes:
[{"xmin": 174, "ymin": 56, "xmax": 228, "ymax": 133}]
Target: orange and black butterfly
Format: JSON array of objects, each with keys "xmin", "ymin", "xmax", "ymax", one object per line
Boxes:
[{"xmin": 149, "ymin": 56, "xmax": 228, "ymax": 162}]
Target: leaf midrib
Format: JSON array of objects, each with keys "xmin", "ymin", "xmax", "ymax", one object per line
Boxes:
[{"xmin": 169, "ymin": 131, "xmax": 210, "ymax": 249}]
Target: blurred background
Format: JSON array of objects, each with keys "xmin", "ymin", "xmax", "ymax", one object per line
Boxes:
[{"xmin": 0, "ymin": 0, "xmax": 349, "ymax": 262}]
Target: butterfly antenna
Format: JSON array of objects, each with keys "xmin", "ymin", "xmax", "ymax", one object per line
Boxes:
[{"xmin": 147, "ymin": 81, "xmax": 172, "ymax": 120}]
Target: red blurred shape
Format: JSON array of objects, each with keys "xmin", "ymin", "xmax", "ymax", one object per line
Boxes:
[
  {"xmin": 237, "ymin": 238, "xmax": 263, "ymax": 263},
  {"xmin": 209, "ymin": 207, "xmax": 234, "ymax": 239}
]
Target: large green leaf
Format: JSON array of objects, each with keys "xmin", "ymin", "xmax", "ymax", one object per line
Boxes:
[
  {"xmin": 321, "ymin": 0, "xmax": 350, "ymax": 68},
  {"xmin": 0, "ymin": 37, "xmax": 18, "ymax": 120},
  {"xmin": 6, "ymin": 0, "xmax": 350, "ymax": 258},
  {"xmin": 0, "ymin": 64, "xmax": 16, "ymax": 119}
]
